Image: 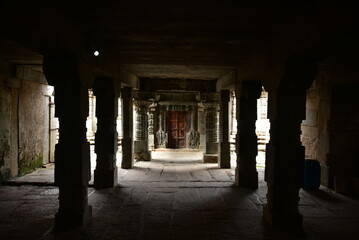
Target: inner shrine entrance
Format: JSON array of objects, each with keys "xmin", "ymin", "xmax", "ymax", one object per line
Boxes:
[{"xmin": 168, "ymin": 111, "xmax": 187, "ymax": 149}]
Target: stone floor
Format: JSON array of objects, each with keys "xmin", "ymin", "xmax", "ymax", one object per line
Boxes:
[{"xmin": 1, "ymin": 159, "xmax": 359, "ymax": 239}]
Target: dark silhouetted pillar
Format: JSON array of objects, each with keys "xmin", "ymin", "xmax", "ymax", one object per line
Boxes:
[
  {"xmin": 43, "ymin": 55, "xmax": 92, "ymax": 231},
  {"xmin": 235, "ymin": 80, "xmax": 262, "ymax": 188},
  {"xmin": 263, "ymin": 58, "xmax": 317, "ymax": 233},
  {"xmin": 219, "ymin": 89, "xmax": 230, "ymax": 168},
  {"xmin": 121, "ymin": 87, "xmax": 133, "ymax": 169},
  {"xmin": 93, "ymin": 77, "xmax": 120, "ymax": 188}
]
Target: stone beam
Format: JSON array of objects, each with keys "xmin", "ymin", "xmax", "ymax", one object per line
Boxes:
[
  {"xmin": 216, "ymin": 70, "xmax": 236, "ymax": 91},
  {"xmin": 119, "ymin": 68, "xmax": 140, "ymax": 89},
  {"xmin": 237, "ymin": 5, "xmax": 356, "ymax": 83}
]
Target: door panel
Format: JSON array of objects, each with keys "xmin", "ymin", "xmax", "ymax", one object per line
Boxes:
[{"xmin": 168, "ymin": 111, "xmax": 186, "ymax": 148}]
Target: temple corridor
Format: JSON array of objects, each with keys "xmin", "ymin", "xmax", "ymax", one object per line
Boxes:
[{"xmin": 1, "ymin": 1, "xmax": 359, "ymax": 239}]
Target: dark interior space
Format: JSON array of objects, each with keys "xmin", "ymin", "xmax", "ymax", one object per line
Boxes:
[{"xmin": 1, "ymin": 1, "xmax": 359, "ymax": 239}]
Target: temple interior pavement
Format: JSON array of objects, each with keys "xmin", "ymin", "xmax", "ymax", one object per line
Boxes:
[{"xmin": 1, "ymin": 150, "xmax": 359, "ymax": 240}]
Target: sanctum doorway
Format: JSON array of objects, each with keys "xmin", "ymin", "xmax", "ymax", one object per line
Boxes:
[{"xmin": 168, "ymin": 111, "xmax": 186, "ymax": 148}]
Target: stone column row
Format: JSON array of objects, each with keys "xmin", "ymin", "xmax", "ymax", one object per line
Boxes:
[
  {"xmin": 44, "ymin": 55, "xmax": 135, "ymax": 231},
  {"xmin": 234, "ymin": 58, "xmax": 317, "ymax": 233}
]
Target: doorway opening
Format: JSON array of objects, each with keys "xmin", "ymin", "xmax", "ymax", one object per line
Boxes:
[{"xmin": 168, "ymin": 111, "xmax": 187, "ymax": 149}]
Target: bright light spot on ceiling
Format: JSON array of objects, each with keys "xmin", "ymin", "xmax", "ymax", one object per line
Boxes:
[{"xmin": 93, "ymin": 50, "xmax": 100, "ymax": 57}]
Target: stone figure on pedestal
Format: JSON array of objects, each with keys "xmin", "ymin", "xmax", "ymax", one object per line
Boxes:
[
  {"xmin": 156, "ymin": 129, "xmax": 167, "ymax": 147},
  {"xmin": 188, "ymin": 130, "xmax": 200, "ymax": 149}
]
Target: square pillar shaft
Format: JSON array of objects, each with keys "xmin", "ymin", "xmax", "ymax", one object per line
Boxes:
[
  {"xmin": 121, "ymin": 87, "xmax": 134, "ymax": 169},
  {"xmin": 93, "ymin": 77, "xmax": 119, "ymax": 188},
  {"xmin": 235, "ymin": 81, "xmax": 262, "ymax": 188},
  {"xmin": 263, "ymin": 58, "xmax": 317, "ymax": 233},
  {"xmin": 219, "ymin": 90, "xmax": 230, "ymax": 168},
  {"xmin": 43, "ymin": 55, "xmax": 92, "ymax": 231}
]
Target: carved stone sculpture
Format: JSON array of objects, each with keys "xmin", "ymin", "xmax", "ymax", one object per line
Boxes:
[
  {"xmin": 156, "ymin": 129, "xmax": 167, "ymax": 147},
  {"xmin": 188, "ymin": 130, "xmax": 200, "ymax": 148}
]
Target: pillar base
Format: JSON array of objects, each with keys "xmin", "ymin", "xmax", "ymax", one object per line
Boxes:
[
  {"xmin": 235, "ymin": 168, "xmax": 258, "ymax": 189},
  {"xmin": 263, "ymin": 205, "xmax": 303, "ymax": 234},
  {"xmin": 54, "ymin": 205, "xmax": 92, "ymax": 232},
  {"xmin": 94, "ymin": 168, "xmax": 118, "ymax": 188},
  {"xmin": 204, "ymin": 154, "xmax": 218, "ymax": 163}
]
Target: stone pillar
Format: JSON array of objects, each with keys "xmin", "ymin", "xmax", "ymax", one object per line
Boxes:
[
  {"xmin": 189, "ymin": 105, "xmax": 200, "ymax": 149},
  {"xmin": 204, "ymin": 103, "xmax": 219, "ymax": 163},
  {"xmin": 235, "ymin": 81, "xmax": 262, "ymax": 188},
  {"xmin": 156, "ymin": 105, "xmax": 167, "ymax": 148},
  {"xmin": 263, "ymin": 58, "xmax": 317, "ymax": 233},
  {"xmin": 134, "ymin": 101, "xmax": 151, "ymax": 161},
  {"xmin": 148, "ymin": 103, "xmax": 156, "ymax": 151},
  {"xmin": 43, "ymin": 55, "xmax": 92, "ymax": 231},
  {"xmin": 93, "ymin": 77, "xmax": 120, "ymax": 188},
  {"xmin": 121, "ymin": 87, "xmax": 133, "ymax": 169},
  {"xmin": 219, "ymin": 90, "xmax": 230, "ymax": 168}
]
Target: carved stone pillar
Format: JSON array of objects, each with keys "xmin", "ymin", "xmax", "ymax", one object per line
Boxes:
[
  {"xmin": 134, "ymin": 101, "xmax": 151, "ymax": 161},
  {"xmin": 43, "ymin": 55, "xmax": 92, "ymax": 231},
  {"xmin": 121, "ymin": 87, "xmax": 133, "ymax": 169},
  {"xmin": 219, "ymin": 90, "xmax": 231, "ymax": 168},
  {"xmin": 235, "ymin": 81, "xmax": 262, "ymax": 188},
  {"xmin": 93, "ymin": 77, "xmax": 120, "ymax": 188},
  {"xmin": 263, "ymin": 58, "xmax": 317, "ymax": 233},
  {"xmin": 204, "ymin": 103, "xmax": 219, "ymax": 163},
  {"xmin": 148, "ymin": 103, "xmax": 156, "ymax": 151},
  {"xmin": 189, "ymin": 105, "xmax": 200, "ymax": 149},
  {"xmin": 156, "ymin": 105, "xmax": 167, "ymax": 148}
]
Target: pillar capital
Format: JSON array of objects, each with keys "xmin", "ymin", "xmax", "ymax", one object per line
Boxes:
[
  {"xmin": 43, "ymin": 54, "xmax": 94, "ymax": 89},
  {"xmin": 93, "ymin": 77, "xmax": 121, "ymax": 98},
  {"xmin": 237, "ymin": 81, "xmax": 262, "ymax": 101},
  {"xmin": 134, "ymin": 100, "xmax": 151, "ymax": 112}
]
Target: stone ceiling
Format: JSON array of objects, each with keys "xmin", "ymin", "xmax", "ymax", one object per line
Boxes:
[
  {"xmin": 64, "ymin": 1, "xmax": 307, "ymax": 80},
  {"xmin": 0, "ymin": 1, "xmax": 330, "ymax": 80}
]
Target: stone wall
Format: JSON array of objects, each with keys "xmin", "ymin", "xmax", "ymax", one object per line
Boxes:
[
  {"xmin": 301, "ymin": 74, "xmax": 332, "ymax": 186},
  {"xmin": 0, "ymin": 71, "xmax": 54, "ymax": 182},
  {"xmin": 0, "ymin": 74, "xmax": 14, "ymax": 181},
  {"xmin": 18, "ymin": 80, "xmax": 52, "ymax": 175}
]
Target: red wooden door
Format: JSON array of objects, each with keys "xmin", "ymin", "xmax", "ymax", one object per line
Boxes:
[{"xmin": 168, "ymin": 111, "xmax": 186, "ymax": 148}]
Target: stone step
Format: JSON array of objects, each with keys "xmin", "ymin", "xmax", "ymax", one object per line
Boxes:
[{"xmin": 151, "ymin": 149, "xmax": 203, "ymax": 161}]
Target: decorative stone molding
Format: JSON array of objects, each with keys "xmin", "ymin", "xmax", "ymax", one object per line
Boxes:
[{"xmin": 134, "ymin": 101, "xmax": 150, "ymax": 141}]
